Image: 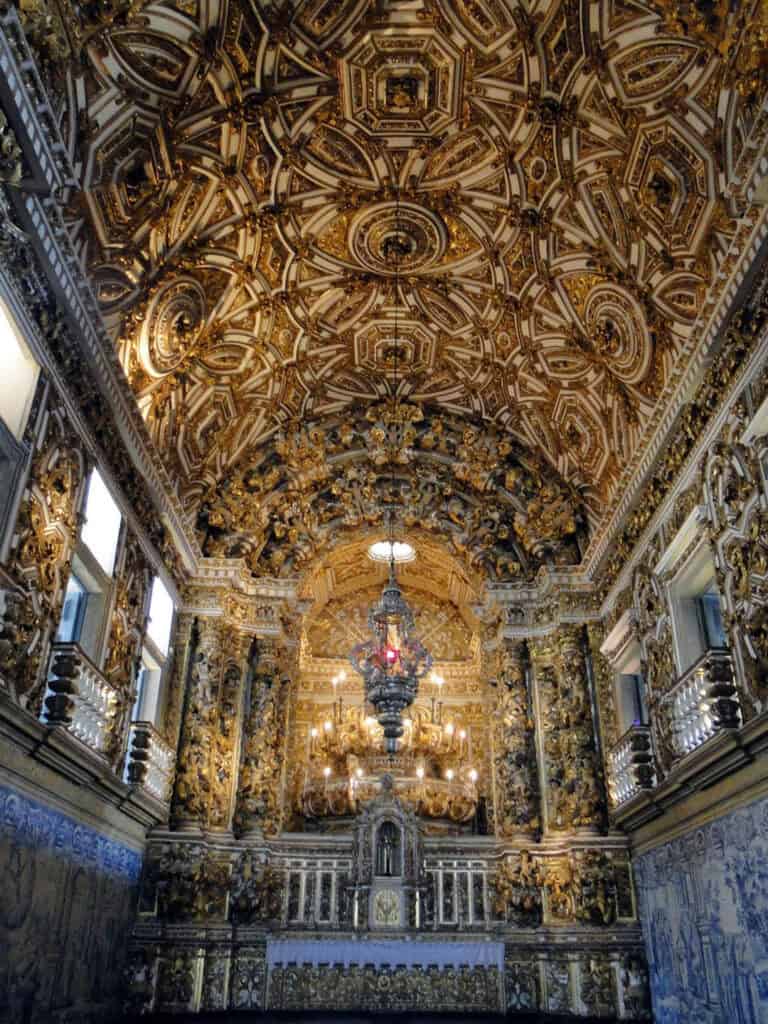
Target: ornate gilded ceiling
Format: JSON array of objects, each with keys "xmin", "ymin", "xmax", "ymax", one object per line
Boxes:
[{"xmin": 61, "ymin": 0, "xmax": 767, "ymax": 571}]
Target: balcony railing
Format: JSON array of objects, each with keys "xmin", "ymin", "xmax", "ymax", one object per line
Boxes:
[
  {"xmin": 662, "ymin": 648, "xmax": 741, "ymax": 760},
  {"xmin": 607, "ymin": 724, "xmax": 656, "ymax": 806},
  {"xmin": 42, "ymin": 642, "xmax": 119, "ymax": 758},
  {"xmin": 125, "ymin": 721, "xmax": 175, "ymax": 803}
]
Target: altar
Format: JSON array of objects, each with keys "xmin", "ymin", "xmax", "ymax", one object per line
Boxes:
[{"xmin": 266, "ymin": 938, "xmax": 505, "ymax": 970}]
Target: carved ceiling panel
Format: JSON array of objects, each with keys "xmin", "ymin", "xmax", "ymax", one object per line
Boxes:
[
  {"xmin": 298, "ymin": 532, "xmax": 481, "ymax": 611},
  {"xmin": 306, "ymin": 583, "xmax": 475, "ymax": 663},
  {"xmin": 62, "ymin": 0, "xmax": 765, "ymax": 545}
]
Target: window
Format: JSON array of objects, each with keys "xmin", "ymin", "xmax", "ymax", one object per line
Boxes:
[
  {"xmin": 616, "ymin": 674, "xmax": 649, "ymax": 732},
  {"xmin": 130, "ymin": 576, "xmax": 175, "ymax": 729},
  {"xmin": 80, "ymin": 469, "xmax": 122, "ymax": 576},
  {"xmin": 53, "ymin": 467, "xmax": 124, "ymax": 665},
  {"xmin": 696, "ymin": 590, "xmax": 726, "ymax": 649},
  {"xmin": 0, "ymin": 299, "xmax": 39, "ymax": 441},
  {"xmin": 55, "ymin": 573, "xmax": 88, "ymax": 643},
  {"xmin": 147, "ymin": 576, "xmax": 174, "ymax": 655},
  {"xmin": 668, "ymin": 545, "xmax": 728, "ymax": 672},
  {"xmin": 132, "ymin": 664, "xmax": 148, "ymax": 720},
  {"xmin": 132, "ymin": 646, "xmax": 163, "ymax": 723},
  {"xmin": 613, "ymin": 640, "xmax": 649, "ymax": 734}
]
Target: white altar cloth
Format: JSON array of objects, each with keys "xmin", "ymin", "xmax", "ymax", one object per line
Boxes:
[{"xmin": 266, "ymin": 938, "xmax": 504, "ymax": 971}]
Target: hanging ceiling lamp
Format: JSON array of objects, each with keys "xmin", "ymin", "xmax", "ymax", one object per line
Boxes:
[
  {"xmin": 349, "ymin": 521, "xmax": 433, "ymax": 753},
  {"xmin": 349, "ymin": 190, "xmax": 433, "ymax": 753}
]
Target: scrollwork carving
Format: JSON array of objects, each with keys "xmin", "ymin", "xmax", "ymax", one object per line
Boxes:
[
  {"xmin": 491, "ymin": 851, "xmax": 543, "ymax": 927},
  {"xmin": 103, "ymin": 531, "xmax": 151, "ymax": 764},
  {"xmin": 229, "ymin": 850, "xmax": 284, "ymax": 925},
  {"xmin": 492, "ymin": 641, "xmax": 540, "ymax": 837},
  {"xmin": 203, "ymin": 406, "xmax": 583, "ymax": 582},
  {"xmin": 0, "ymin": 405, "xmax": 86, "ymax": 710},
  {"xmin": 147, "ymin": 842, "xmax": 229, "ymax": 922},
  {"xmin": 235, "ymin": 667, "xmax": 288, "ymax": 837}
]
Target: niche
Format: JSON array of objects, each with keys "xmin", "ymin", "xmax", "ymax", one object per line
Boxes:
[{"xmin": 375, "ymin": 820, "xmax": 402, "ymax": 877}]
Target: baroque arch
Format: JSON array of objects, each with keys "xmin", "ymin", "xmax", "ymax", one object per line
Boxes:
[{"xmin": 199, "ymin": 402, "xmax": 586, "ymax": 581}]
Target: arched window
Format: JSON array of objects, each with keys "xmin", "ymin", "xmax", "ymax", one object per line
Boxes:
[{"xmin": 375, "ymin": 820, "xmax": 401, "ymax": 877}]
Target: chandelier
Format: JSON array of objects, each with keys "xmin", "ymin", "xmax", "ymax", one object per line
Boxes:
[
  {"xmin": 349, "ymin": 190, "xmax": 433, "ymax": 752},
  {"xmin": 349, "ymin": 550, "xmax": 433, "ymax": 753}
]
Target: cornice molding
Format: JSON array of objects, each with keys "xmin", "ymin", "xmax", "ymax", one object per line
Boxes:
[
  {"xmin": 186, "ymin": 559, "xmax": 298, "ymax": 602},
  {"xmin": 600, "ymin": 318, "xmax": 768, "ymax": 615}
]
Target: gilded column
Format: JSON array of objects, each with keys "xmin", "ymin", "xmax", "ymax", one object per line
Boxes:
[
  {"xmin": 170, "ymin": 616, "xmax": 221, "ymax": 829},
  {"xmin": 207, "ymin": 626, "xmax": 252, "ymax": 832},
  {"xmin": 531, "ymin": 628, "xmax": 606, "ymax": 833},
  {"xmin": 492, "ymin": 639, "xmax": 541, "ymax": 838},
  {"xmin": 234, "ymin": 638, "xmax": 289, "ymax": 837},
  {"xmin": 103, "ymin": 530, "xmax": 151, "ymax": 768}
]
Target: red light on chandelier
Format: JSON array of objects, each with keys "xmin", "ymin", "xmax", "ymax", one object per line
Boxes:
[{"xmin": 349, "ymin": 558, "xmax": 433, "ymax": 753}]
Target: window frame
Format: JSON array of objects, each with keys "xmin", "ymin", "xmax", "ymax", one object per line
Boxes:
[
  {"xmin": 0, "ymin": 294, "xmax": 40, "ymax": 562},
  {"xmin": 0, "ymin": 295, "xmax": 40, "ymax": 443},
  {"xmin": 131, "ymin": 575, "xmax": 176, "ymax": 729},
  {"xmin": 53, "ymin": 467, "xmax": 125, "ymax": 670},
  {"xmin": 667, "ymin": 540, "xmax": 728, "ymax": 674}
]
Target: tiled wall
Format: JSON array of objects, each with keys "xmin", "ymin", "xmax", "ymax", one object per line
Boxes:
[
  {"xmin": 0, "ymin": 784, "xmax": 141, "ymax": 1022},
  {"xmin": 634, "ymin": 793, "xmax": 768, "ymax": 1024}
]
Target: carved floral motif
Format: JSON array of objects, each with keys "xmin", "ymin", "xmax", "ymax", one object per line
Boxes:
[
  {"xmin": 235, "ymin": 669, "xmax": 288, "ymax": 837},
  {"xmin": 0, "ymin": 406, "xmax": 86, "ymax": 710},
  {"xmin": 492, "ymin": 641, "xmax": 540, "ymax": 836}
]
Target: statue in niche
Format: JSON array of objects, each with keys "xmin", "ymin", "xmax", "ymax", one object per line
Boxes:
[{"xmin": 375, "ymin": 821, "xmax": 401, "ymax": 877}]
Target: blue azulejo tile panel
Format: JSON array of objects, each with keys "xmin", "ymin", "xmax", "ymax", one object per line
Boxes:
[
  {"xmin": 0, "ymin": 783, "xmax": 142, "ymax": 1019},
  {"xmin": 0, "ymin": 783, "xmax": 142, "ymax": 881},
  {"xmin": 633, "ymin": 793, "xmax": 768, "ymax": 1024}
]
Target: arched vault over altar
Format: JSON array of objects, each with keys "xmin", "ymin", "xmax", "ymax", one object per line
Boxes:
[{"xmin": 198, "ymin": 401, "xmax": 587, "ymax": 584}]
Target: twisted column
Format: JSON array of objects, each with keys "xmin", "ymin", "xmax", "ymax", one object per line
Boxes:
[
  {"xmin": 531, "ymin": 627, "xmax": 606, "ymax": 834},
  {"xmin": 492, "ymin": 639, "xmax": 541, "ymax": 838},
  {"xmin": 234, "ymin": 639, "xmax": 290, "ymax": 837}
]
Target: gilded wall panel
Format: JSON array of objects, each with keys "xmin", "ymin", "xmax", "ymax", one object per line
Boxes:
[{"xmin": 0, "ymin": 403, "xmax": 86, "ymax": 711}]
